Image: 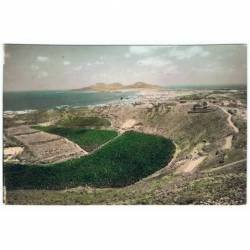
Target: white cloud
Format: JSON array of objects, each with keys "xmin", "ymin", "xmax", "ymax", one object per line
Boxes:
[
  {"xmin": 95, "ymin": 60, "xmax": 104, "ymax": 65},
  {"xmin": 38, "ymin": 71, "xmax": 48, "ymax": 78},
  {"xmin": 74, "ymin": 65, "xmax": 83, "ymax": 71},
  {"xmin": 169, "ymin": 46, "xmax": 210, "ymax": 60},
  {"xmin": 63, "ymin": 60, "xmax": 71, "ymax": 65},
  {"xmin": 137, "ymin": 57, "xmax": 173, "ymax": 67},
  {"xmin": 192, "ymin": 62, "xmax": 223, "ymax": 73},
  {"xmin": 128, "ymin": 46, "xmax": 211, "ymax": 60},
  {"xmin": 124, "ymin": 53, "xmax": 131, "ymax": 58},
  {"xmin": 37, "ymin": 56, "xmax": 49, "ymax": 62},
  {"xmin": 86, "ymin": 60, "xmax": 104, "ymax": 68},
  {"xmin": 129, "ymin": 46, "xmax": 162, "ymax": 55},
  {"xmin": 162, "ymin": 65, "xmax": 178, "ymax": 74},
  {"xmin": 31, "ymin": 64, "xmax": 39, "ymax": 71},
  {"xmin": 130, "ymin": 46, "xmax": 151, "ymax": 54}
]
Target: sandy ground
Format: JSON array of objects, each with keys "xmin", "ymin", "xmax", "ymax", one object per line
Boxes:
[
  {"xmin": 222, "ymin": 135, "xmax": 233, "ymax": 150},
  {"xmin": 121, "ymin": 119, "xmax": 137, "ymax": 129},
  {"xmin": 4, "ymin": 147, "xmax": 24, "ymax": 161},
  {"xmin": 15, "ymin": 131, "xmax": 59, "ymax": 144},
  {"xmin": 175, "ymin": 156, "xmax": 206, "ymax": 173},
  {"xmin": 37, "ymin": 121, "xmax": 55, "ymax": 127},
  {"xmin": 5, "ymin": 125, "xmax": 38, "ymax": 136}
]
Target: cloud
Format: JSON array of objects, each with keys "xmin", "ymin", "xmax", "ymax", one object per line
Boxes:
[
  {"xmin": 31, "ymin": 64, "xmax": 39, "ymax": 71},
  {"xmin": 130, "ymin": 46, "xmax": 151, "ymax": 54},
  {"xmin": 129, "ymin": 46, "xmax": 163, "ymax": 55},
  {"xmin": 63, "ymin": 60, "xmax": 71, "ymax": 65},
  {"xmin": 162, "ymin": 65, "xmax": 178, "ymax": 74},
  {"xmin": 95, "ymin": 60, "xmax": 104, "ymax": 65},
  {"xmin": 37, "ymin": 56, "xmax": 49, "ymax": 62},
  {"xmin": 81, "ymin": 60, "xmax": 105, "ymax": 70},
  {"xmin": 137, "ymin": 57, "xmax": 173, "ymax": 67},
  {"xmin": 74, "ymin": 65, "xmax": 83, "ymax": 71},
  {"xmin": 124, "ymin": 53, "xmax": 131, "ymax": 58},
  {"xmin": 38, "ymin": 71, "xmax": 48, "ymax": 78},
  {"xmin": 168, "ymin": 46, "xmax": 210, "ymax": 60},
  {"xmin": 192, "ymin": 62, "xmax": 223, "ymax": 73},
  {"xmin": 127, "ymin": 46, "xmax": 211, "ymax": 61}
]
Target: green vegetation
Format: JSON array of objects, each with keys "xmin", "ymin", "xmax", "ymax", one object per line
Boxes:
[
  {"xmin": 4, "ymin": 107, "xmax": 110, "ymax": 129},
  {"xmin": 4, "ymin": 131, "xmax": 175, "ymax": 190},
  {"xmin": 6, "ymin": 161, "xmax": 246, "ymax": 205},
  {"xmin": 56, "ymin": 116, "xmax": 111, "ymax": 128},
  {"xmin": 179, "ymin": 93, "xmax": 209, "ymax": 101},
  {"xmin": 33, "ymin": 126, "xmax": 118, "ymax": 152}
]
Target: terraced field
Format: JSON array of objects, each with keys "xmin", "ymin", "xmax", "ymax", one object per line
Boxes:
[
  {"xmin": 4, "ymin": 131, "xmax": 175, "ymax": 190},
  {"xmin": 56, "ymin": 116, "xmax": 111, "ymax": 128},
  {"xmin": 4, "ymin": 125, "xmax": 87, "ymax": 164},
  {"xmin": 4, "ymin": 90, "xmax": 246, "ymax": 205},
  {"xmin": 33, "ymin": 126, "xmax": 118, "ymax": 152}
]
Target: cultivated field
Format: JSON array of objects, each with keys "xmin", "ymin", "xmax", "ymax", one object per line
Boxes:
[
  {"xmin": 3, "ymin": 89, "xmax": 247, "ymax": 205},
  {"xmin": 4, "ymin": 125, "xmax": 87, "ymax": 164},
  {"xmin": 33, "ymin": 126, "xmax": 118, "ymax": 152},
  {"xmin": 4, "ymin": 131, "xmax": 175, "ymax": 189}
]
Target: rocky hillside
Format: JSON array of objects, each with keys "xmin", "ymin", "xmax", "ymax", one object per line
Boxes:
[{"xmin": 74, "ymin": 82, "xmax": 161, "ymax": 91}]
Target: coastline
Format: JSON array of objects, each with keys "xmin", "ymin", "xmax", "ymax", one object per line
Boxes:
[{"xmin": 3, "ymin": 90, "xmax": 139, "ymax": 113}]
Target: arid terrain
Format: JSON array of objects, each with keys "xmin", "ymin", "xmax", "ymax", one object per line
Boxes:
[{"xmin": 3, "ymin": 88, "xmax": 247, "ymax": 205}]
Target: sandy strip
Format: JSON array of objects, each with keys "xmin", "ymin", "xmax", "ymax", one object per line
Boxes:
[
  {"xmin": 215, "ymin": 105, "xmax": 239, "ymax": 133},
  {"xmin": 175, "ymin": 156, "xmax": 206, "ymax": 174},
  {"xmin": 222, "ymin": 135, "xmax": 233, "ymax": 150}
]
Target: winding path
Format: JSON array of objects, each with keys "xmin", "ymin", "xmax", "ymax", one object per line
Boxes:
[
  {"xmin": 175, "ymin": 104, "xmax": 241, "ymax": 173},
  {"xmin": 215, "ymin": 105, "xmax": 239, "ymax": 133},
  {"xmin": 203, "ymin": 158, "xmax": 246, "ymax": 173}
]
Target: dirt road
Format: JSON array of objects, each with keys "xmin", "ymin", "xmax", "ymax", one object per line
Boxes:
[
  {"xmin": 216, "ymin": 105, "xmax": 239, "ymax": 133},
  {"xmin": 222, "ymin": 135, "xmax": 233, "ymax": 150},
  {"xmin": 213, "ymin": 105, "xmax": 239, "ymax": 150},
  {"xmin": 175, "ymin": 156, "xmax": 206, "ymax": 174},
  {"xmin": 203, "ymin": 158, "xmax": 246, "ymax": 173}
]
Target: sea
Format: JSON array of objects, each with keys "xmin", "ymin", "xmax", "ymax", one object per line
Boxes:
[{"xmin": 3, "ymin": 90, "xmax": 137, "ymax": 111}]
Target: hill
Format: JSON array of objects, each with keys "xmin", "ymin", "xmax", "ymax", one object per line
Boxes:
[
  {"xmin": 74, "ymin": 82, "xmax": 161, "ymax": 92},
  {"xmin": 4, "ymin": 131, "xmax": 175, "ymax": 189}
]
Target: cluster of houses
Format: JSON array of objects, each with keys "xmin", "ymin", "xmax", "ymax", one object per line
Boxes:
[{"xmin": 188, "ymin": 101, "xmax": 213, "ymax": 113}]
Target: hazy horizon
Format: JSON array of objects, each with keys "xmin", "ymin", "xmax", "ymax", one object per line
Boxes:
[{"xmin": 4, "ymin": 44, "xmax": 247, "ymax": 91}]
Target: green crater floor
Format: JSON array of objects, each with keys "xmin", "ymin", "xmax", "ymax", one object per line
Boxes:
[
  {"xmin": 4, "ymin": 131, "xmax": 175, "ymax": 190},
  {"xmin": 33, "ymin": 126, "xmax": 118, "ymax": 152}
]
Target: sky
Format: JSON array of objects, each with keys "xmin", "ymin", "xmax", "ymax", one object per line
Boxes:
[{"xmin": 4, "ymin": 44, "xmax": 247, "ymax": 91}]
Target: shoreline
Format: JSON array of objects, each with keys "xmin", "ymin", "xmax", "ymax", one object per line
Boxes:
[{"xmin": 3, "ymin": 90, "xmax": 140, "ymax": 114}]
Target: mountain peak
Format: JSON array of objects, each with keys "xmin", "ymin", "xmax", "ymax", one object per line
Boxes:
[{"xmin": 74, "ymin": 82, "xmax": 161, "ymax": 91}]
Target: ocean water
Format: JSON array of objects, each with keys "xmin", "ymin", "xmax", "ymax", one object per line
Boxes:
[{"xmin": 3, "ymin": 90, "xmax": 136, "ymax": 111}]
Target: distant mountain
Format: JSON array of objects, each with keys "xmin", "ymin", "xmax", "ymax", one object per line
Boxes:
[
  {"xmin": 74, "ymin": 82, "xmax": 161, "ymax": 92},
  {"xmin": 127, "ymin": 82, "xmax": 159, "ymax": 89}
]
